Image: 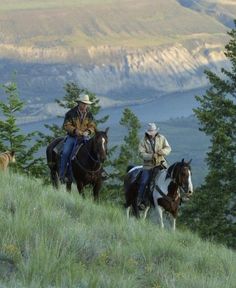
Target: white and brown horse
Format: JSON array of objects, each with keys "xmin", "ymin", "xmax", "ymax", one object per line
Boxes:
[{"xmin": 124, "ymin": 159, "xmax": 193, "ymax": 230}]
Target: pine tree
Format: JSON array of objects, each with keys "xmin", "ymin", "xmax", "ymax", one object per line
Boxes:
[
  {"xmin": 113, "ymin": 108, "xmax": 141, "ymax": 182},
  {"xmin": 180, "ymin": 22, "xmax": 236, "ymax": 248},
  {"xmin": 0, "ymin": 82, "xmax": 45, "ymax": 177},
  {"xmin": 103, "ymin": 108, "xmax": 141, "ymax": 203}
]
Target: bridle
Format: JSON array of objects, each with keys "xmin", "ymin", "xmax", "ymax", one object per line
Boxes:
[
  {"xmin": 72, "ymin": 134, "xmax": 107, "ymax": 175},
  {"xmin": 155, "ymin": 162, "xmax": 191, "ymax": 203}
]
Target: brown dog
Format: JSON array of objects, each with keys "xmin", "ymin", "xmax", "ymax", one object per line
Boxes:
[{"xmin": 0, "ymin": 151, "xmax": 16, "ymax": 171}]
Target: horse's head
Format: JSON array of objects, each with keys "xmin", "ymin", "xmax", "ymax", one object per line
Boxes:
[
  {"xmin": 171, "ymin": 159, "xmax": 193, "ymax": 196},
  {"xmin": 91, "ymin": 128, "xmax": 109, "ymax": 163}
]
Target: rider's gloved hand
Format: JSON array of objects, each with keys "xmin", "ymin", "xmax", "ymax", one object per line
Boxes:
[
  {"xmin": 75, "ymin": 129, "xmax": 82, "ymax": 137},
  {"xmin": 83, "ymin": 131, "xmax": 90, "ymax": 137}
]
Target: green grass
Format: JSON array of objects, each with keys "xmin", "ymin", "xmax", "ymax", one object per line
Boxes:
[
  {"xmin": 0, "ymin": 0, "xmax": 228, "ymax": 59},
  {"xmin": 0, "ymin": 172, "xmax": 235, "ymax": 287}
]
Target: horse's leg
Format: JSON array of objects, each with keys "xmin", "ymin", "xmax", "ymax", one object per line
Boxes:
[
  {"xmin": 171, "ymin": 217, "xmax": 176, "ymax": 231},
  {"xmin": 93, "ymin": 181, "xmax": 101, "ymax": 202},
  {"xmin": 143, "ymin": 206, "xmax": 150, "ymax": 220},
  {"xmin": 125, "ymin": 181, "xmax": 140, "ymax": 218},
  {"xmin": 154, "ymin": 197, "xmax": 164, "ymax": 228},
  {"xmin": 76, "ymin": 180, "xmax": 85, "ymax": 198},
  {"xmin": 132, "ymin": 197, "xmax": 140, "ymax": 218},
  {"xmin": 126, "ymin": 206, "xmax": 131, "ymax": 219},
  {"xmin": 156, "ymin": 205, "xmax": 164, "ymax": 228},
  {"xmin": 51, "ymin": 168, "xmax": 59, "ymax": 189},
  {"xmin": 66, "ymin": 181, "xmax": 72, "ymax": 192}
]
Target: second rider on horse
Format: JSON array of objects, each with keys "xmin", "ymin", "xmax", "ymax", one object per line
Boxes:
[
  {"xmin": 59, "ymin": 94, "xmax": 96, "ymax": 183},
  {"xmin": 138, "ymin": 122, "xmax": 171, "ymax": 209}
]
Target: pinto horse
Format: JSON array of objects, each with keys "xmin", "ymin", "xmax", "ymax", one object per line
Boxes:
[
  {"xmin": 124, "ymin": 159, "xmax": 193, "ymax": 230},
  {"xmin": 46, "ymin": 128, "xmax": 109, "ymax": 200}
]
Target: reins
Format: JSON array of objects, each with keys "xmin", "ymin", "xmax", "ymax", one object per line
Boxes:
[
  {"xmin": 73, "ymin": 157, "xmax": 102, "ymax": 174},
  {"xmin": 72, "ymin": 138, "xmax": 102, "ymax": 175},
  {"xmin": 155, "ymin": 163, "xmax": 186, "ymax": 203},
  {"xmin": 155, "ymin": 183, "xmax": 179, "ymax": 202}
]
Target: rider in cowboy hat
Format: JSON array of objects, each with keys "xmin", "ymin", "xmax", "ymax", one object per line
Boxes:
[
  {"xmin": 59, "ymin": 94, "xmax": 96, "ymax": 183},
  {"xmin": 138, "ymin": 122, "xmax": 171, "ymax": 209}
]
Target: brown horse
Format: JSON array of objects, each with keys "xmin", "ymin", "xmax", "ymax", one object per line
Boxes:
[
  {"xmin": 46, "ymin": 129, "xmax": 109, "ymax": 200},
  {"xmin": 124, "ymin": 159, "xmax": 193, "ymax": 230}
]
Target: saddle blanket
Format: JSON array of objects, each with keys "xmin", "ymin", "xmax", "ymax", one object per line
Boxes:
[{"xmin": 127, "ymin": 165, "xmax": 143, "ymax": 174}]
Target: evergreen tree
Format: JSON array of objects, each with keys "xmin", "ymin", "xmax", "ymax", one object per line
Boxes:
[
  {"xmin": 0, "ymin": 82, "xmax": 45, "ymax": 177},
  {"xmin": 180, "ymin": 22, "xmax": 236, "ymax": 248},
  {"xmin": 112, "ymin": 108, "xmax": 141, "ymax": 182},
  {"xmin": 102, "ymin": 108, "xmax": 141, "ymax": 203}
]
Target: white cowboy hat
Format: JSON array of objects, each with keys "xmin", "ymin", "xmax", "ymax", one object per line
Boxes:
[
  {"xmin": 146, "ymin": 122, "xmax": 159, "ymax": 136},
  {"xmin": 78, "ymin": 94, "xmax": 93, "ymax": 105}
]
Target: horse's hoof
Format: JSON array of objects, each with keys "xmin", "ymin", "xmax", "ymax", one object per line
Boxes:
[{"xmin": 181, "ymin": 196, "xmax": 190, "ymax": 202}]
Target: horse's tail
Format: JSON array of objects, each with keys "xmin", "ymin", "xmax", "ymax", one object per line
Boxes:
[
  {"xmin": 46, "ymin": 137, "xmax": 64, "ymax": 168},
  {"xmin": 124, "ymin": 169, "xmax": 143, "ymax": 208}
]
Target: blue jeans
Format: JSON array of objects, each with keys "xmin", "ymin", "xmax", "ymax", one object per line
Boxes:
[
  {"xmin": 59, "ymin": 135, "xmax": 77, "ymax": 179},
  {"xmin": 138, "ymin": 169, "xmax": 150, "ymax": 201}
]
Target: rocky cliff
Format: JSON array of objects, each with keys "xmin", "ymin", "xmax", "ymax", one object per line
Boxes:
[
  {"xmin": 0, "ymin": 38, "xmax": 229, "ymax": 107},
  {"xmin": 0, "ymin": 0, "xmax": 232, "ymax": 118}
]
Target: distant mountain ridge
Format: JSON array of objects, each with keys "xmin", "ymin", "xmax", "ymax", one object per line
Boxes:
[
  {"xmin": 0, "ymin": 0, "xmax": 234, "ymax": 115},
  {"xmin": 177, "ymin": 0, "xmax": 236, "ymax": 28}
]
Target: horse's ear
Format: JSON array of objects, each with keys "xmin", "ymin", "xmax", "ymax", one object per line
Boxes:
[
  {"xmin": 181, "ymin": 158, "xmax": 184, "ymax": 163},
  {"xmin": 105, "ymin": 127, "xmax": 109, "ymax": 134},
  {"xmin": 187, "ymin": 159, "xmax": 192, "ymax": 165},
  {"xmin": 11, "ymin": 151, "xmax": 15, "ymax": 157}
]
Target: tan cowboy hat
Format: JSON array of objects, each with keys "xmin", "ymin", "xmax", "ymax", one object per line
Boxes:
[
  {"xmin": 78, "ymin": 94, "xmax": 93, "ymax": 105},
  {"xmin": 146, "ymin": 122, "xmax": 159, "ymax": 136}
]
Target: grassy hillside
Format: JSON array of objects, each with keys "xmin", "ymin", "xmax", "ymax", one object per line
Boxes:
[
  {"xmin": 0, "ymin": 172, "xmax": 235, "ymax": 287},
  {"xmin": 0, "ymin": 0, "xmax": 227, "ymax": 51}
]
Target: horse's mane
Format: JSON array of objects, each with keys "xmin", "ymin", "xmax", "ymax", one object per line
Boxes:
[
  {"xmin": 165, "ymin": 160, "xmax": 191, "ymax": 180},
  {"xmin": 166, "ymin": 163, "xmax": 177, "ymax": 180}
]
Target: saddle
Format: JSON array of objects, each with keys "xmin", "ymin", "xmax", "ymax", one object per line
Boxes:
[
  {"xmin": 142, "ymin": 164, "xmax": 167, "ymax": 205},
  {"xmin": 52, "ymin": 138, "xmax": 65, "ymax": 155},
  {"xmin": 47, "ymin": 136, "xmax": 83, "ymax": 171},
  {"xmin": 51, "ymin": 136, "xmax": 83, "ymax": 159}
]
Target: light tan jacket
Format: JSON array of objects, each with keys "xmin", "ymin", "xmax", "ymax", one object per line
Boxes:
[{"xmin": 139, "ymin": 133, "xmax": 171, "ymax": 169}]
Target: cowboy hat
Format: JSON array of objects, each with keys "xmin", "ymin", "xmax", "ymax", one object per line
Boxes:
[
  {"xmin": 78, "ymin": 94, "xmax": 93, "ymax": 105},
  {"xmin": 146, "ymin": 122, "xmax": 159, "ymax": 136}
]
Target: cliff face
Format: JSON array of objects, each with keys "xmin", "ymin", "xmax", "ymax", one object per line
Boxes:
[
  {"xmin": 74, "ymin": 40, "xmax": 228, "ymax": 96},
  {"xmin": 0, "ymin": 38, "xmax": 228, "ymax": 109},
  {"xmin": 0, "ymin": 0, "xmax": 232, "ymax": 111}
]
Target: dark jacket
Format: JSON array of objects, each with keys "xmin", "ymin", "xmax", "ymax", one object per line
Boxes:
[{"xmin": 63, "ymin": 106, "xmax": 96, "ymax": 136}]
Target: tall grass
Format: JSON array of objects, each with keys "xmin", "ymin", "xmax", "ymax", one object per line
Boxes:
[{"xmin": 0, "ymin": 172, "xmax": 235, "ymax": 287}]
